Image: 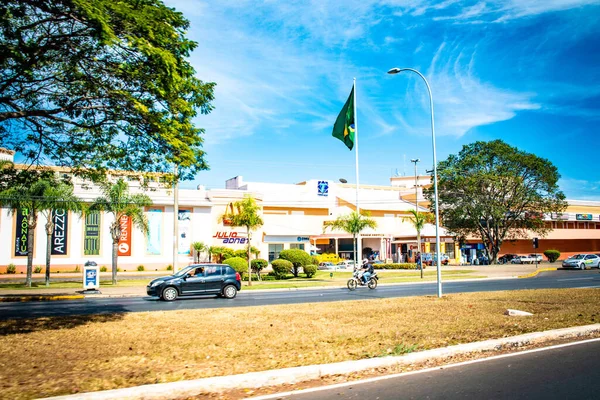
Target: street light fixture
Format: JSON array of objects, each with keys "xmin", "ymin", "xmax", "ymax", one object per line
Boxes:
[
  {"xmin": 388, "ymin": 67, "xmax": 443, "ymax": 298},
  {"xmin": 410, "ymin": 158, "xmax": 424, "ymax": 279}
]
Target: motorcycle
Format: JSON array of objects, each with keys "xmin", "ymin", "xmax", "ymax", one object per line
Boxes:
[{"xmin": 347, "ymin": 267, "xmax": 378, "ymax": 291}]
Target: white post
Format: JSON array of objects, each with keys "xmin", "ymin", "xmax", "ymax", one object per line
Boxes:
[{"xmin": 353, "ymin": 78, "xmax": 361, "ymax": 265}]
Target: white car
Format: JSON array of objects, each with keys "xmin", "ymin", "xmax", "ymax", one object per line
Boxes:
[
  {"xmin": 528, "ymin": 254, "xmax": 543, "ymax": 263},
  {"xmin": 511, "ymin": 255, "xmax": 535, "ymax": 264},
  {"xmin": 562, "ymin": 254, "xmax": 600, "ymax": 270},
  {"xmin": 336, "ymin": 260, "xmax": 356, "ymax": 269}
]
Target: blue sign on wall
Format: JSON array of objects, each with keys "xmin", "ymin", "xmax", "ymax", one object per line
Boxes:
[{"xmin": 317, "ymin": 181, "xmax": 329, "ymax": 196}]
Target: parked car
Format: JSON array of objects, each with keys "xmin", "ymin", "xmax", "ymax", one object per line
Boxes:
[
  {"xmin": 318, "ymin": 262, "xmax": 336, "ymax": 270},
  {"xmin": 511, "ymin": 255, "xmax": 535, "ymax": 264},
  {"xmin": 528, "ymin": 254, "xmax": 543, "ymax": 263},
  {"xmin": 498, "ymin": 254, "xmax": 518, "ymax": 264},
  {"xmin": 146, "ymin": 264, "xmax": 241, "ymax": 301},
  {"xmin": 562, "ymin": 254, "xmax": 600, "ymax": 270},
  {"xmin": 336, "ymin": 260, "xmax": 356, "ymax": 269}
]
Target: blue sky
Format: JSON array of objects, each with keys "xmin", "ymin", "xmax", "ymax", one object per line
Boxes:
[{"xmin": 168, "ymin": 0, "xmax": 600, "ymax": 200}]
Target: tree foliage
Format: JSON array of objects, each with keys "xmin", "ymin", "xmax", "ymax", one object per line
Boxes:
[
  {"xmin": 0, "ymin": 164, "xmax": 77, "ymax": 287},
  {"xmin": 278, "ymin": 248, "xmax": 313, "ymax": 278},
  {"xmin": 220, "ymin": 195, "xmax": 263, "ymax": 285},
  {"xmin": 89, "ymin": 178, "xmax": 152, "ymax": 284},
  {"xmin": 0, "ymin": 0, "xmax": 215, "ymax": 180},
  {"xmin": 425, "ymin": 140, "xmax": 567, "ymax": 263},
  {"xmin": 223, "ymin": 257, "xmax": 247, "ymax": 277},
  {"xmin": 323, "ymin": 211, "xmax": 377, "ymax": 266}
]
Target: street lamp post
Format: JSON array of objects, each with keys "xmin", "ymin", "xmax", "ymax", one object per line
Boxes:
[
  {"xmin": 410, "ymin": 158, "xmax": 423, "ymax": 279},
  {"xmin": 388, "ymin": 67, "xmax": 443, "ymax": 297}
]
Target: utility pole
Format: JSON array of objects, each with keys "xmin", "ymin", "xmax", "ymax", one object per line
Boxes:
[{"xmin": 173, "ymin": 164, "xmax": 179, "ymax": 274}]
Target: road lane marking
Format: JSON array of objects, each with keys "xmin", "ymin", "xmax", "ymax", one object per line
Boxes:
[{"xmin": 557, "ymin": 277, "xmax": 595, "ymax": 281}]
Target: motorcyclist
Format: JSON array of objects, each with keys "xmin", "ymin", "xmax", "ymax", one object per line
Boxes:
[{"xmin": 360, "ymin": 258, "xmax": 372, "ymax": 284}]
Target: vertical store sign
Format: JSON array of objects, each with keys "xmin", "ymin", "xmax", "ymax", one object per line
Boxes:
[
  {"xmin": 84, "ymin": 211, "xmax": 101, "ymax": 255},
  {"xmin": 117, "ymin": 215, "xmax": 132, "ymax": 256},
  {"xmin": 178, "ymin": 210, "xmax": 191, "ymax": 255},
  {"xmin": 146, "ymin": 208, "xmax": 162, "ymax": 255},
  {"xmin": 51, "ymin": 209, "xmax": 69, "ymax": 255},
  {"xmin": 14, "ymin": 208, "xmax": 30, "ymax": 257}
]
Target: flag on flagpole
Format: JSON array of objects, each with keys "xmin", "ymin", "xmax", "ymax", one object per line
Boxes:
[{"xmin": 332, "ymin": 86, "xmax": 355, "ymax": 150}]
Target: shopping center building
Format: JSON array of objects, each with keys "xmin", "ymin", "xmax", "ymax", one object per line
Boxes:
[{"xmin": 1, "ymin": 150, "xmax": 599, "ymax": 272}]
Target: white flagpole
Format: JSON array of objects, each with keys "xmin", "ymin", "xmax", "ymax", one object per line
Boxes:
[{"xmin": 353, "ymin": 77, "xmax": 361, "ymax": 265}]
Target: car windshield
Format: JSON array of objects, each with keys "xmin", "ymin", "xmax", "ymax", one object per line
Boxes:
[
  {"xmin": 572, "ymin": 254, "xmax": 585, "ymax": 260},
  {"xmin": 172, "ymin": 265, "xmax": 196, "ymax": 277}
]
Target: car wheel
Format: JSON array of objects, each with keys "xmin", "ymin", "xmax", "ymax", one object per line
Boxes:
[
  {"xmin": 580, "ymin": 263, "xmax": 586, "ymax": 270},
  {"xmin": 161, "ymin": 286, "xmax": 178, "ymax": 301},
  {"xmin": 222, "ymin": 285, "xmax": 238, "ymax": 299}
]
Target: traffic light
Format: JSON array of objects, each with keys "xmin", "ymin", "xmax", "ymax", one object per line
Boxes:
[{"xmin": 532, "ymin": 237, "xmax": 539, "ymax": 249}]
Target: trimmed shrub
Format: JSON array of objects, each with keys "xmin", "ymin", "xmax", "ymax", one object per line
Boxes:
[
  {"xmin": 166, "ymin": 264, "xmax": 173, "ymax": 271},
  {"xmin": 373, "ymin": 263, "xmax": 419, "ymax": 270},
  {"xmin": 75, "ymin": 265, "xmax": 80, "ymax": 272},
  {"xmin": 100, "ymin": 266, "xmax": 107, "ymax": 272},
  {"xmin": 224, "ymin": 256, "xmax": 248, "ymax": 276},
  {"xmin": 251, "ymin": 258, "xmax": 268, "ymax": 274},
  {"xmin": 304, "ymin": 264, "xmax": 317, "ymax": 278},
  {"xmin": 271, "ymin": 259, "xmax": 293, "ymax": 279},
  {"xmin": 279, "ymin": 249, "xmax": 312, "ymax": 277},
  {"xmin": 6, "ymin": 264, "xmax": 16, "ymax": 274},
  {"xmin": 544, "ymin": 249, "xmax": 561, "ymax": 263},
  {"xmin": 34, "ymin": 266, "xmax": 42, "ymax": 273},
  {"xmin": 137, "ymin": 265, "xmax": 145, "ymax": 271}
]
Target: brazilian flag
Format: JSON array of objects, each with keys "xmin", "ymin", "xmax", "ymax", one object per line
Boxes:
[{"xmin": 332, "ymin": 86, "xmax": 355, "ymax": 150}]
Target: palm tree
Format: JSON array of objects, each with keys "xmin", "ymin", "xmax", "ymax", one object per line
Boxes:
[
  {"xmin": 90, "ymin": 179, "xmax": 152, "ymax": 285},
  {"xmin": 402, "ymin": 209, "xmax": 434, "ymax": 278},
  {"xmin": 39, "ymin": 182, "xmax": 84, "ymax": 286},
  {"xmin": 192, "ymin": 241, "xmax": 207, "ymax": 263},
  {"xmin": 0, "ymin": 169, "xmax": 74, "ymax": 287},
  {"xmin": 220, "ymin": 195, "xmax": 263, "ymax": 286},
  {"xmin": 323, "ymin": 211, "xmax": 377, "ymax": 268}
]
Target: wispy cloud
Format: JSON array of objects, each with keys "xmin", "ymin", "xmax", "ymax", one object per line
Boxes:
[{"xmin": 560, "ymin": 178, "xmax": 600, "ymax": 201}]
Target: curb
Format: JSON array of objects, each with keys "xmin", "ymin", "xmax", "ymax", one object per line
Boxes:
[
  {"xmin": 43, "ymin": 323, "xmax": 600, "ymax": 400},
  {"xmin": 518, "ymin": 267, "xmax": 557, "ymax": 279},
  {"xmin": 0, "ymin": 294, "xmax": 84, "ymax": 302}
]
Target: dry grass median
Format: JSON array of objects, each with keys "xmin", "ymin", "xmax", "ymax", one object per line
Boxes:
[{"xmin": 0, "ymin": 288, "xmax": 598, "ymax": 399}]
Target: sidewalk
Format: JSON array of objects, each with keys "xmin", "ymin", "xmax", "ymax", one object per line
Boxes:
[{"xmin": 0, "ymin": 263, "xmax": 557, "ymax": 301}]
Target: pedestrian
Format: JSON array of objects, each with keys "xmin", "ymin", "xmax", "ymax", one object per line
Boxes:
[{"xmin": 415, "ymin": 252, "xmax": 422, "ymax": 270}]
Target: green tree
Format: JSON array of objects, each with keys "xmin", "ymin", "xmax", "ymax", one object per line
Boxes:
[
  {"xmin": 192, "ymin": 241, "xmax": 207, "ymax": 263},
  {"xmin": 426, "ymin": 140, "xmax": 567, "ymax": 263},
  {"xmin": 278, "ymin": 249, "xmax": 313, "ymax": 278},
  {"xmin": 402, "ymin": 209, "xmax": 434, "ymax": 251},
  {"xmin": 402, "ymin": 209, "xmax": 434, "ymax": 278},
  {"xmin": 90, "ymin": 179, "xmax": 152, "ymax": 284},
  {"xmin": 220, "ymin": 196, "xmax": 263, "ymax": 286},
  {"xmin": 223, "ymin": 257, "xmax": 247, "ymax": 278},
  {"xmin": 39, "ymin": 182, "xmax": 84, "ymax": 286},
  {"xmin": 0, "ymin": 0, "xmax": 215, "ymax": 181},
  {"xmin": 251, "ymin": 258, "xmax": 268, "ymax": 280},
  {"xmin": 0, "ymin": 167, "xmax": 73, "ymax": 287},
  {"xmin": 323, "ymin": 211, "xmax": 377, "ymax": 268}
]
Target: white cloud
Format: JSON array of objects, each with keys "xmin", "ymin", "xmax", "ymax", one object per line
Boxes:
[{"xmin": 560, "ymin": 178, "xmax": 600, "ymax": 201}]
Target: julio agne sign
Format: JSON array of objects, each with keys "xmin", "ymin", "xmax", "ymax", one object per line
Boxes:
[{"xmin": 214, "ymin": 232, "xmax": 248, "ymax": 244}]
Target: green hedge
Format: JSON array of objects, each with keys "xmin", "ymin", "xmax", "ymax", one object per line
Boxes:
[
  {"xmin": 271, "ymin": 259, "xmax": 293, "ymax": 279},
  {"xmin": 373, "ymin": 263, "xmax": 419, "ymax": 270},
  {"xmin": 303, "ymin": 264, "xmax": 317, "ymax": 278},
  {"xmin": 543, "ymin": 249, "xmax": 561, "ymax": 263},
  {"xmin": 224, "ymin": 257, "xmax": 248, "ymax": 276}
]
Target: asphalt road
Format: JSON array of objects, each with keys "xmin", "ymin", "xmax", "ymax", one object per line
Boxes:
[
  {"xmin": 258, "ymin": 338, "xmax": 600, "ymax": 400},
  {"xmin": 1, "ymin": 269, "xmax": 599, "ymax": 320}
]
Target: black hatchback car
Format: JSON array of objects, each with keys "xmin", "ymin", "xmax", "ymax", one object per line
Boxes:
[{"xmin": 147, "ymin": 264, "xmax": 241, "ymax": 301}]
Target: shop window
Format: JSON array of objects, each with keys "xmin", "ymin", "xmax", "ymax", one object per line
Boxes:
[
  {"xmin": 567, "ymin": 222, "xmax": 574, "ymax": 229},
  {"xmin": 290, "ymin": 243, "xmax": 305, "ymax": 251},
  {"xmin": 578, "ymin": 222, "xmax": 585, "ymax": 229},
  {"xmin": 268, "ymin": 244, "xmax": 284, "ymax": 262}
]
